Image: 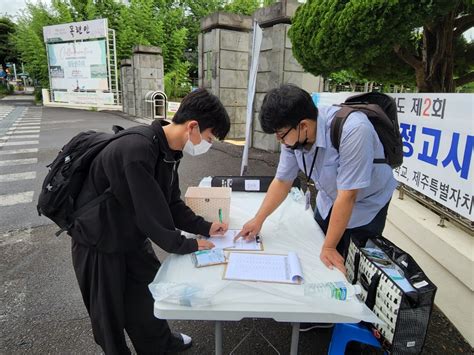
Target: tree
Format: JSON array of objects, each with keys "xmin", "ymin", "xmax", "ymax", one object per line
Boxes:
[
  {"xmin": 223, "ymin": 0, "xmax": 262, "ymax": 16},
  {"xmin": 164, "ymin": 60, "xmax": 192, "ymax": 99},
  {"xmin": 0, "ymin": 17, "xmax": 17, "ymax": 69},
  {"xmin": 289, "ymin": 0, "xmax": 474, "ymax": 92},
  {"xmin": 115, "ymin": 0, "xmax": 188, "ymax": 73},
  {"xmin": 10, "ymin": 2, "xmax": 56, "ymax": 87}
]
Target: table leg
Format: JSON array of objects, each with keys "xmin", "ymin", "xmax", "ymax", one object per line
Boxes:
[
  {"xmin": 215, "ymin": 321, "xmax": 223, "ymax": 355},
  {"xmin": 290, "ymin": 322, "xmax": 300, "ymax": 355}
]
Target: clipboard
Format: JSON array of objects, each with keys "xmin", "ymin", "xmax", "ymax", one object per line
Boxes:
[
  {"xmin": 226, "ymin": 235, "xmax": 264, "ymax": 251},
  {"xmin": 222, "ymin": 252, "xmax": 303, "ymax": 284},
  {"xmin": 206, "ymin": 230, "xmax": 264, "ymax": 251}
]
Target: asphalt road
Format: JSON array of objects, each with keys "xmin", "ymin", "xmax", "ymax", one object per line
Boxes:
[{"xmin": 0, "ymin": 101, "xmax": 471, "ymax": 354}]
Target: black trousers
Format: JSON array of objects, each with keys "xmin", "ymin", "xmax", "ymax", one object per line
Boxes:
[
  {"xmin": 71, "ymin": 239, "xmax": 171, "ymax": 355},
  {"xmin": 314, "ymin": 200, "xmax": 391, "ymax": 258}
]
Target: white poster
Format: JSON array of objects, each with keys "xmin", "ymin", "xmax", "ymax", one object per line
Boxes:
[
  {"xmin": 168, "ymin": 101, "xmax": 181, "ymax": 113},
  {"xmin": 391, "ymin": 93, "xmax": 473, "ymax": 221},
  {"xmin": 241, "ymin": 20, "xmax": 262, "ymax": 176},
  {"xmin": 312, "ymin": 93, "xmax": 474, "ymax": 221},
  {"xmin": 43, "ymin": 19, "xmax": 108, "ymax": 42},
  {"xmin": 47, "ymin": 40, "xmax": 109, "ymax": 91},
  {"xmin": 53, "ymin": 91, "xmax": 114, "ymax": 105}
]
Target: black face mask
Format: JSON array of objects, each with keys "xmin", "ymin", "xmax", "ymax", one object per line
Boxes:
[{"xmin": 287, "ymin": 124, "xmax": 308, "ymax": 150}]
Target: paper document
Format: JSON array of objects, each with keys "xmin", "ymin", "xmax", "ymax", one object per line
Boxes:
[
  {"xmin": 209, "ymin": 229, "xmax": 263, "ymax": 251},
  {"xmin": 382, "ymin": 267, "xmax": 416, "ymax": 293},
  {"xmin": 192, "ymin": 249, "xmax": 226, "ymax": 268},
  {"xmin": 224, "ymin": 252, "xmax": 303, "ymax": 284}
]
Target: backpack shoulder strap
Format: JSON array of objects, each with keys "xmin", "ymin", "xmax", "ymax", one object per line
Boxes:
[
  {"xmin": 330, "ymin": 105, "xmax": 357, "ymax": 151},
  {"xmin": 330, "ymin": 104, "xmax": 388, "ymax": 164}
]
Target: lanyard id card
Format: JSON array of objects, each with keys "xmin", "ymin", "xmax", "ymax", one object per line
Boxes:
[
  {"xmin": 302, "ymin": 147, "xmax": 319, "ymax": 211},
  {"xmin": 305, "ymin": 189, "xmax": 311, "ymax": 210}
]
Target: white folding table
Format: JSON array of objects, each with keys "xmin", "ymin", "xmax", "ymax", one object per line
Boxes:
[{"xmin": 150, "ymin": 188, "xmax": 378, "ymax": 354}]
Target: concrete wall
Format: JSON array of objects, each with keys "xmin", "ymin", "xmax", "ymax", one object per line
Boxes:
[
  {"xmin": 120, "ymin": 45, "xmax": 164, "ymax": 118},
  {"xmin": 385, "ymin": 192, "xmax": 474, "ymax": 346},
  {"xmin": 252, "ymin": 0, "xmax": 324, "ymax": 152},
  {"xmin": 199, "ymin": 13, "xmax": 252, "ymax": 139}
]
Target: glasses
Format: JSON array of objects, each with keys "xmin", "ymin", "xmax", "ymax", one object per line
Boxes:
[{"xmin": 275, "ymin": 127, "xmax": 293, "ymax": 141}]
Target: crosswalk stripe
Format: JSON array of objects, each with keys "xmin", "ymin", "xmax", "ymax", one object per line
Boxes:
[
  {"xmin": 8, "ymin": 127, "xmax": 40, "ymax": 130},
  {"xmin": 0, "ymin": 191, "xmax": 35, "ymax": 207},
  {"xmin": 0, "ymin": 148, "xmax": 39, "ymax": 155},
  {"xmin": 0, "ymin": 158, "xmax": 38, "ymax": 167},
  {"xmin": 5, "ymin": 129, "xmax": 40, "ymax": 136},
  {"xmin": 10, "ymin": 127, "xmax": 41, "ymax": 131},
  {"xmin": 0, "ymin": 172, "xmax": 36, "ymax": 182},
  {"xmin": 12, "ymin": 123, "xmax": 41, "ymax": 127},
  {"xmin": 0, "ymin": 135, "xmax": 40, "ymax": 139},
  {"xmin": 6, "ymin": 130, "xmax": 40, "ymax": 134},
  {"xmin": 0, "ymin": 140, "xmax": 39, "ymax": 147}
]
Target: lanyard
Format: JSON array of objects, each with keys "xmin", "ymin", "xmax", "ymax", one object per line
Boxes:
[{"xmin": 302, "ymin": 147, "xmax": 319, "ymax": 187}]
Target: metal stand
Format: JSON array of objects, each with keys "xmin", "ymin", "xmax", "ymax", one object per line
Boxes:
[
  {"xmin": 227, "ymin": 319, "xmax": 281, "ymax": 355},
  {"xmin": 290, "ymin": 323, "xmax": 300, "ymax": 355},
  {"xmin": 215, "ymin": 321, "xmax": 223, "ymax": 355},
  {"xmin": 214, "ymin": 320, "xmax": 301, "ymax": 354}
]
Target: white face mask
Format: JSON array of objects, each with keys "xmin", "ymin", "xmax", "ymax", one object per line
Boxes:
[{"xmin": 183, "ymin": 127, "xmax": 212, "ymax": 156}]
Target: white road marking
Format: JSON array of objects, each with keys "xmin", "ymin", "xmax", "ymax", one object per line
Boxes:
[
  {"xmin": 0, "ymin": 140, "xmax": 39, "ymax": 147},
  {"xmin": 0, "ymin": 158, "xmax": 38, "ymax": 167},
  {"xmin": 0, "ymin": 157, "xmax": 38, "ymax": 167},
  {"xmin": 8, "ymin": 129, "xmax": 40, "ymax": 132},
  {"xmin": 8, "ymin": 126, "xmax": 40, "ymax": 130},
  {"xmin": 1, "ymin": 135, "xmax": 40, "ymax": 140},
  {"xmin": 0, "ymin": 172, "xmax": 36, "ymax": 182},
  {"xmin": 0, "ymin": 148, "xmax": 39, "ymax": 155},
  {"xmin": 0, "ymin": 191, "xmax": 35, "ymax": 207},
  {"xmin": 5, "ymin": 130, "xmax": 40, "ymax": 134}
]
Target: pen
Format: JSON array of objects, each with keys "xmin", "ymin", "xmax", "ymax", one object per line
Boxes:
[{"xmin": 218, "ymin": 208, "xmax": 223, "ymax": 223}]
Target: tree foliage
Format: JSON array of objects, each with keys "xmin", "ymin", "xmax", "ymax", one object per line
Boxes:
[
  {"xmin": 164, "ymin": 60, "xmax": 192, "ymax": 99},
  {"xmin": 0, "ymin": 17, "xmax": 17, "ymax": 69},
  {"xmin": 289, "ymin": 0, "xmax": 474, "ymax": 92},
  {"xmin": 10, "ymin": 0, "xmax": 274, "ymax": 96}
]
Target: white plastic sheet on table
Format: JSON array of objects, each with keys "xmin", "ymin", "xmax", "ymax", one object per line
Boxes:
[{"xmin": 149, "ymin": 178, "xmax": 380, "ymax": 324}]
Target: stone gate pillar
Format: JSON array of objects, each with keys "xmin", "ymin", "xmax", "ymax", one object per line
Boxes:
[
  {"xmin": 251, "ymin": 0, "xmax": 324, "ymax": 152},
  {"xmin": 120, "ymin": 59, "xmax": 134, "ymax": 116},
  {"xmin": 198, "ymin": 12, "xmax": 252, "ymax": 139},
  {"xmin": 132, "ymin": 45, "xmax": 164, "ymax": 118}
]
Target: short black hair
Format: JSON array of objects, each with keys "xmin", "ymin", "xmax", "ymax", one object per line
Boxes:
[
  {"xmin": 172, "ymin": 88, "xmax": 230, "ymax": 140},
  {"xmin": 259, "ymin": 84, "xmax": 318, "ymax": 134}
]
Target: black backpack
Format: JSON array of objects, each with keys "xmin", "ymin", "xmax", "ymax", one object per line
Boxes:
[
  {"xmin": 37, "ymin": 125, "xmax": 156, "ymax": 236},
  {"xmin": 330, "ymin": 92, "xmax": 403, "ymax": 168}
]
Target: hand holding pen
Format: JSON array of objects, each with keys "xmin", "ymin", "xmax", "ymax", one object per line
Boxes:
[{"xmin": 209, "ymin": 208, "xmax": 228, "ymax": 236}]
